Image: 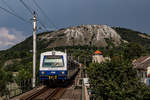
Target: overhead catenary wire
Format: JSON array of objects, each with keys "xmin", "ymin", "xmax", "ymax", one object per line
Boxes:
[
  {"xmin": 0, "ymin": 5, "xmax": 31, "ymax": 24},
  {"xmin": 33, "ymin": 0, "xmax": 58, "ymax": 29},
  {"xmin": 1, "ymin": 0, "xmax": 31, "ymax": 24},
  {"xmin": 1, "ymin": 0, "xmax": 16, "ymax": 13},
  {"xmin": 19, "ymin": 0, "xmax": 49, "ymax": 31},
  {"xmin": 19, "ymin": 0, "xmax": 33, "ymax": 15},
  {"xmin": 36, "ymin": 13, "xmax": 49, "ymax": 31}
]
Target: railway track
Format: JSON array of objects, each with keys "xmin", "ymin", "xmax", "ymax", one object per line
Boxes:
[
  {"xmin": 11, "ymin": 70, "xmax": 80, "ymax": 100},
  {"xmin": 20, "ymin": 87, "xmax": 65, "ymax": 100}
]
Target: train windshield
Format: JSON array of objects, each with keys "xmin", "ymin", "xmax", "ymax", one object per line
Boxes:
[{"xmin": 43, "ymin": 56, "xmax": 64, "ymax": 67}]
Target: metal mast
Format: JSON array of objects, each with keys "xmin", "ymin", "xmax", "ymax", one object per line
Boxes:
[{"xmin": 32, "ymin": 11, "xmax": 37, "ymax": 88}]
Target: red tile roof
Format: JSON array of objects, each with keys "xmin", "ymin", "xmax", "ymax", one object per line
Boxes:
[{"xmin": 94, "ymin": 50, "xmax": 102, "ymax": 55}]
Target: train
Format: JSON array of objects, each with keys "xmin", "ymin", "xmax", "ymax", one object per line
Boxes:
[{"xmin": 39, "ymin": 50, "xmax": 79, "ymax": 81}]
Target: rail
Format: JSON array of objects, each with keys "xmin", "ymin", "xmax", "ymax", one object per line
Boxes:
[
  {"xmin": 20, "ymin": 87, "xmax": 48, "ymax": 100},
  {"xmin": 19, "ymin": 87, "xmax": 64, "ymax": 100}
]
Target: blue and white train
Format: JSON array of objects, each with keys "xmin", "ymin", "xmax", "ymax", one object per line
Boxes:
[{"xmin": 39, "ymin": 51, "xmax": 79, "ymax": 81}]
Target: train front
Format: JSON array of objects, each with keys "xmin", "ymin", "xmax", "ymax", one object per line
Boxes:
[{"xmin": 39, "ymin": 51, "xmax": 67, "ymax": 80}]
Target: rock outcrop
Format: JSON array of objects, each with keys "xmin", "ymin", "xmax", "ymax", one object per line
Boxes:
[{"xmin": 38, "ymin": 25, "xmax": 122, "ymax": 48}]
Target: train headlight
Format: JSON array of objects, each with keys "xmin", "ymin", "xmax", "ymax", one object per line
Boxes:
[
  {"xmin": 41, "ymin": 71, "xmax": 45, "ymax": 75},
  {"xmin": 61, "ymin": 71, "xmax": 64, "ymax": 74},
  {"xmin": 51, "ymin": 72, "xmax": 55, "ymax": 74}
]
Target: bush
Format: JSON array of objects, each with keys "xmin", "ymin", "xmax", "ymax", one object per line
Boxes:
[{"xmin": 87, "ymin": 57, "xmax": 150, "ymax": 99}]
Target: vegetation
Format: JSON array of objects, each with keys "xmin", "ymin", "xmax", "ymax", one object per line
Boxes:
[
  {"xmin": 114, "ymin": 27, "xmax": 150, "ymax": 52},
  {"xmin": 0, "ymin": 69, "xmax": 12, "ymax": 96},
  {"xmin": 87, "ymin": 42, "xmax": 150, "ymax": 99},
  {"xmin": 88, "ymin": 58, "xmax": 150, "ymax": 99},
  {"xmin": 0, "ymin": 27, "xmax": 150, "ymax": 97},
  {"xmin": 123, "ymin": 42, "xmax": 146, "ymax": 60}
]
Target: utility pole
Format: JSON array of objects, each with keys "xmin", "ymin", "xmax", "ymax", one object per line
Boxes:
[{"xmin": 32, "ymin": 11, "xmax": 37, "ymax": 88}]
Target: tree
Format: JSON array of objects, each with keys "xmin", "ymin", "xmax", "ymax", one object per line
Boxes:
[
  {"xmin": 16, "ymin": 64, "xmax": 32, "ymax": 82},
  {"xmin": 123, "ymin": 42, "xmax": 145, "ymax": 60},
  {"xmin": 87, "ymin": 57, "xmax": 150, "ymax": 99},
  {"xmin": 15, "ymin": 65, "xmax": 32, "ymax": 91},
  {"xmin": 0, "ymin": 69, "xmax": 12, "ymax": 96},
  {"xmin": 0, "ymin": 69, "xmax": 7, "ymax": 96}
]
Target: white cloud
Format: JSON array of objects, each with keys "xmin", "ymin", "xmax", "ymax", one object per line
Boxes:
[{"xmin": 0, "ymin": 27, "xmax": 27, "ymax": 50}]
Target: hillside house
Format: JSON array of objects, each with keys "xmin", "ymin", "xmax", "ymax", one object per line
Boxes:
[
  {"xmin": 92, "ymin": 50, "xmax": 105, "ymax": 63},
  {"xmin": 132, "ymin": 56, "xmax": 150, "ymax": 85}
]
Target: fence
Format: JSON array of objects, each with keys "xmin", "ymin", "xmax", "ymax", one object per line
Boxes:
[{"xmin": 0, "ymin": 78, "xmax": 41, "ymax": 100}]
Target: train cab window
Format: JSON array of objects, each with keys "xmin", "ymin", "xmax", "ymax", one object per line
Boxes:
[{"xmin": 43, "ymin": 56, "xmax": 64, "ymax": 67}]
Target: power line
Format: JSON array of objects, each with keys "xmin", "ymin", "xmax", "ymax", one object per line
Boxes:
[
  {"xmin": 1, "ymin": 0, "xmax": 16, "ymax": 13},
  {"xmin": 0, "ymin": 5, "xmax": 31, "ymax": 23},
  {"xmin": 19, "ymin": 0, "xmax": 33, "ymax": 15},
  {"xmin": 33, "ymin": 0, "xmax": 58, "ymax": 29},
  {"xmin": 36, "ymin": 13, "xmax": 49, "ymax": 31},
  {"xmin": 19, "ymin": 0, "xmax": 49, "ymax": 31},
  {"xmin": 1, "ymin": 0, "xmax": 30, "ymax": 24}
]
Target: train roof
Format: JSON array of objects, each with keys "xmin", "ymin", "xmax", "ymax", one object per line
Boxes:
[{"xmin": 41, "ymin": 51, "xmax": 66, "ymax": 55}]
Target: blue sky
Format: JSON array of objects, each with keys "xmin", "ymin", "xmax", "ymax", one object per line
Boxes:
[{"xmin": 0, "ymin": 0, "xmax": 150, "ymax": 50}]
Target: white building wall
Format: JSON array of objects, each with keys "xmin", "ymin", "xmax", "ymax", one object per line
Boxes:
[{"xmin": 92, "ymin": 55, "xmax": 105, "ymax": 63}]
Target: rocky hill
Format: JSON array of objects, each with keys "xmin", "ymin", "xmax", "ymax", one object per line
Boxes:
[
  {"xmin": 2, "ymin": 24, "xmax": 150, "ymax": 53},
  {"xmin": 10, "ymin": 25, "xmax": 122, "ymax": 51},
  {"xmin": 39, "ymin": 25, "xmax": 121, "ymax": 48},
  {"xmin": 1, "ymin": 24, "xmax": 150, "ymax": 71}
]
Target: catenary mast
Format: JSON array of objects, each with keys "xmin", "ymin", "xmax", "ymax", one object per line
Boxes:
[{"xmin": 32, "ymin": 11, "xmax": 37, "ymax": 88}]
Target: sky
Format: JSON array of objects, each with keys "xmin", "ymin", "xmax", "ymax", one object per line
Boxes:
[{"xmin": 0, "ymin": 0, "xmax": 150, "ymax": 50}]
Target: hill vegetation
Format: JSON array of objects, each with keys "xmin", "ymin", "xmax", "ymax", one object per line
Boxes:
[
  {"xmin": 1, "ymin": 25, "xmax": 150, "ymax": 97},
  {"xmin": 87, "ymin": 42, "xmax": 150, "ymax": 99},
  {"xmin": 114, "ymin": 27, "xmax": 150, "ymax": 51}
]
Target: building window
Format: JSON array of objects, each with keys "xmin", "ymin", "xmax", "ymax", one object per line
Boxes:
[{"xmin": 145, "ymin": 72, "xmax": 147, "ymax": 78}]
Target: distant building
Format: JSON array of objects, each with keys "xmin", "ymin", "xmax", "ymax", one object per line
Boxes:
[
  {"xmin": 132, "ymin": 56, "xmax": 150, "ymax": 85},
  {"xmin": 92, "ymin": 50, "xmax": 105, "ymax": 63}
]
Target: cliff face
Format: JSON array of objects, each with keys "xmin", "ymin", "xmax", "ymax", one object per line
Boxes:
[{"xmin": 38, "ymin": 25, "xmax": 121, "ymax": 48}]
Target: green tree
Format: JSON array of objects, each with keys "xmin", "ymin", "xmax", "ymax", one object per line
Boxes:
[
  {"xmin": 15, "ymin": 65, "xmax": 32, "ymax": 91},
  {"xmin": 16, "ymin": 65, "xmax": 32, "ymax": 82},
  {"xmin": 123, "ymin": 42, "xmax": 145, "ymax": 60},
  {"xmin": 0, "ymin": 69, "xmax": 7, "ymax": 96},
  {"xmin": 0, "ymin": 69, "xmax": 12, "ymax": 96},
  {"xmin": 87, "ymin": 57, "xmax": 150, "ymax": 100}
]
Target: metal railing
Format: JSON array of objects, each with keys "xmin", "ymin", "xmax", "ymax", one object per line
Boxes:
[
  {"xmin": 0, "ymin": 78, "xmax": 41, "ymax": 100},
  {"xmin": 82, "ymin": 79, "xmax": 85, "ymax": 100}
]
